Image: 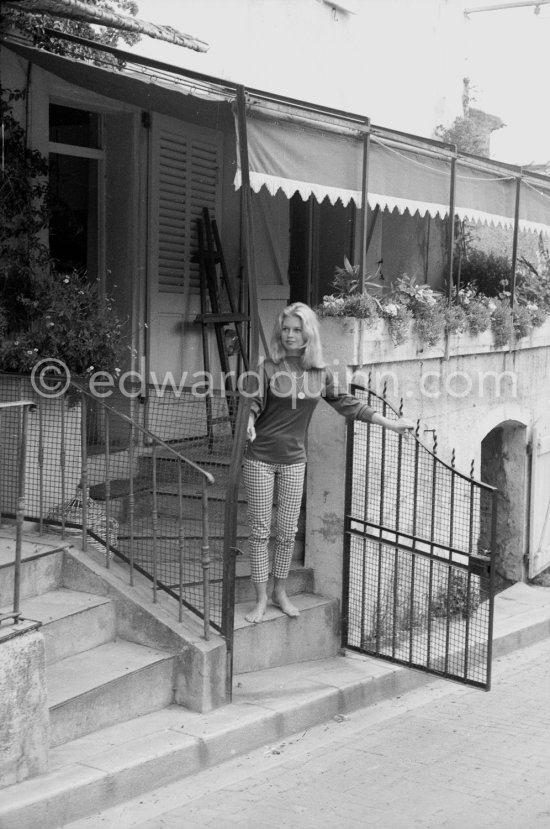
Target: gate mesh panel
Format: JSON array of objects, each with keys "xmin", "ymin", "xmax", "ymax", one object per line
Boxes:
[{"xmin": 345, "ymin": 384, "xmax": 495, "ymax": 689}]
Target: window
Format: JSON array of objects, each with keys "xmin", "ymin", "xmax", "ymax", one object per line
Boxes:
[{"xmin": 48, "ymin": 104, "xmax": 104, "ymax": 277}]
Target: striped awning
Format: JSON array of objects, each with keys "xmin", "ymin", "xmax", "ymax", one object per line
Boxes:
[{"xmin": 234, "ymin": 107, "xmax": 550, "ymax": 234}]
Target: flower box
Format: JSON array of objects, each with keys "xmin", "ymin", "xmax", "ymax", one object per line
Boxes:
[{"xmin": 320, "ymin": 315, "xmax": 550, "ymax": 368}]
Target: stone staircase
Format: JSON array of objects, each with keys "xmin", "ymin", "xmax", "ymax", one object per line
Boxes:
[
  {"xmin": 88, "ymin": 439, "xmax": 341, "ymax": 676},
  {"xmin": 0, "ymin": 542, "xmax": 177, "ymax": 748},
  {"xmin": 0, "ymin": 435, "xmax": 340, "ymax": 826}
]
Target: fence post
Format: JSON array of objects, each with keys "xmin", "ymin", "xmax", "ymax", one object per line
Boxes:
[{"xmin": 13, "ymin": 405, "xmax": 31, "ymax": 623}]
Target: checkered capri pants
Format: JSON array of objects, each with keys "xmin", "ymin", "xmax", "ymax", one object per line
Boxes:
[{"xmin": 243, "ymin": 457, "xmax": 306, "ymax": 583}]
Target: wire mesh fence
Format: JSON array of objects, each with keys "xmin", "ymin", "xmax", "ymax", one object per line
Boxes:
[
  {"xmin": 344, "ymin": 382, "xmax": 496, "ymax": 689},
  {"xmin": 0, "ymin": 373, "xmax": 241, "ymax": 637}
]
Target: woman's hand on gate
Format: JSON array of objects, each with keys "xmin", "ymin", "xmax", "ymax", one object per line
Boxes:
[
  {"xmin": 371, "ymin": 412, "xmax": 414, "ymax": 436},
  {"xmin": 247, "ymin": 414, "xmax": 256, "ymax": 442},
  {"xmin": 391, "ymin": 417, "xmax": 415, "ymax": 436}
]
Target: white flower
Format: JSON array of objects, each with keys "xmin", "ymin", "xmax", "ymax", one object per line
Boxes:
[
  {"xmin": 487, "ymin": 301, "xmax": 497, "ymax": 312},
  {"xmin": 384, "ymin": 303, "xmax": 398, "ymax": 317}
]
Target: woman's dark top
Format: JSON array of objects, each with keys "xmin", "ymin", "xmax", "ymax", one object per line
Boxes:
[{"xmin": 246, "ymin": 357, "xmax": 375, "ymax": 465}]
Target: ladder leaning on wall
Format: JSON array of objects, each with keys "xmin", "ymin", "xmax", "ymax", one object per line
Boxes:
[{"xmin": 194, "ymin": 207, "xmax": 249, "ymax": 448}]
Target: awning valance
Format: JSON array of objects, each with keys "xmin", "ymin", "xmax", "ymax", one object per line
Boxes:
[
  {"xmin": 233, "ymin": 114, "xmax": 364, "ymax": 207},
  {"xmin": 520, "ymin": 181, "xmax": 550, "ymax": 235},
  {"xmin": 368, "ymin": 139, "xmax": 451, "ymax": 219},
  {"xmin": 455, "ymin": 163, "xmax": 516, "ymax": 229},
  {"xmin": 234, "ymin": 110, "xmax": 550, "ymax": 235}
]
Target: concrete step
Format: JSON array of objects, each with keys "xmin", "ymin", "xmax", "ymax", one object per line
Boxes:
[
  {"xmin": 47, "ymin": 639, "xmax": 175, "ymax": 747},
  {"xmin": 115, "ymin": 503, "xmax": 305, "ymax": 542},
  {"xmin": 112, "ymin": 533, "xmax": 306, "ymax": 600},
  {"xmin": 0, "ymin": 531, "xmax": 66, "ymax": 605},
  {"xmin": 134, "ymin": 488, "xmax": 251, "ymax": 526},
  {"xmin": 138, "ymin": 450, "xmax": 233, "ymax": 489},
  {"xmin": 1, "ymin": 582, "xmax": 550, "ymax": 829},
  {"xmin": 116, "ymin": 514, "xmax": 251, "ymax": 543},
  {"xmin": 14, "ymin": 588, "xmax": 116, "ymax": 665},
  {"xmin": 232, "ymin": 593, "xmax": 340, "ymax": 673},
  {"xmin": 234, "ymin": 563, "xmax": 313, "ymax": 603}
]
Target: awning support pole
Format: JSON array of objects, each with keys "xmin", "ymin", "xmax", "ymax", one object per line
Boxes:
[
  {"xmin": 448, "ymin": 154, "xmax": 457, "ymax": 302},
  {"xmin": 359, "ymin": 121, "xmax": 371, "ymax": 293},
  {"xmin": 510, "ymin": 175, "xmax": 522, "ymax": 307},
  {"xmin": 236, "ymin": 86, "xmax": 260, "ymax": 360}
]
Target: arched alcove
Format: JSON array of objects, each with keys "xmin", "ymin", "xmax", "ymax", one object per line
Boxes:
[{"xmin": 480, "ymin": 421, "xmax": 528, "ymax": 590}]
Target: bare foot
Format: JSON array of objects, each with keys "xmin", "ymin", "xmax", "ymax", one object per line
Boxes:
[
  {"xmin": 245, "ymin": 597, "xmax": 268, "ymax": 624},
  {"xmin": 272, "ymin": 592, "xmax": 300, "ymax": 618}
]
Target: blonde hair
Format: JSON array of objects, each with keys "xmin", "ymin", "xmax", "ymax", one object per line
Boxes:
[{"xmin": 270, "ymin": 302, "xmax": 325, "ymax": 369}]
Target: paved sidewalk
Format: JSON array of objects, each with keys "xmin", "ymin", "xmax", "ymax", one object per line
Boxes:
[
  {"xmin": 2, "ymin": 575, "xmax": 550, "ymax": 829},
  {"xmin": 68, "ymin": 636, "xmax": 550, "ymax": 829}
]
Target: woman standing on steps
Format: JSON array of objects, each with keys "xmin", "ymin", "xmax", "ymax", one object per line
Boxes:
[{"xmin": 243, "ymin": 302, "xmax": 414, "ymax": 624}]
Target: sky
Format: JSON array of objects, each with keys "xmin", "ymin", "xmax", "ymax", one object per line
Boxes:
[
  {"xmin": 464, "ymin": 1, "xmax": 550, "ymax": 164},
  {"xmin": 129, "ymin": 0, "xmax": 550, "ymax": 165}
]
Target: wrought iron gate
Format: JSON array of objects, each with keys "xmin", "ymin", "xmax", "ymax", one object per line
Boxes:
[{"xmin": 343, "ymin": 384, "xmax": 497, "ymax": 690}]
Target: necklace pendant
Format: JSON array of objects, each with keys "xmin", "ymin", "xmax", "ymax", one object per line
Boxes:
[{"xmin": 297, "ymin": 391, "xmax": 305, "ymax": 399}]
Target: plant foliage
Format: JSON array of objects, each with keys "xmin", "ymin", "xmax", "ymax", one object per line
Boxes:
[
  {"xmin": 2, "ymin": 0, "xmax": 141, "ymax": 65},
  {"xmin": 317, "ymin": 250, "xmax": 550, "ymax": 350}
]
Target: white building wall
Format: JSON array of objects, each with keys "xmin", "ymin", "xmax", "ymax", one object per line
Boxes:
[{"xmin": 306, "ymin": 318, "xmax": 550, "ymax": 600}]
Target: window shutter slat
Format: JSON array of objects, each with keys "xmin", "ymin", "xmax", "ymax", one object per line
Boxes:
[{"xmin": 155, "ymin": 126, "xmax": 220, "ymax": 296}]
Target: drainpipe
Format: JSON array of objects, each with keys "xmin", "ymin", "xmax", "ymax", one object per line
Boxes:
[
  {"xmin": 221, "ymin": 86, "xmax": 260, "ymax": 701},
  {"xmin": 448, "ymin": 153, "xmax": 457, "ymax": 302},
  {"xmin": 236, "ymin": 87, "xmax": 259, "ymax": 362},
  {"xmin": 510, "ymin": 174, "xmax": 522, "ymax": 307},
  {"xmin": 357, "ymin": 121, "xmax": 371, "ymax": 369},
  {"xmin": 358, "ymin": 120, "xmax": 371, "ymax": 294}
]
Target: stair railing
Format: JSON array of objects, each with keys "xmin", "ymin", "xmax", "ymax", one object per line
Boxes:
[
  {"xmin": 0, "ymin": 400, "xmax": 35, "ymax": 628},
  {"xmin": 72, "ymin": 380, "xmax": 218, "ymax": 640},
  {"xmin": 0, "ymin": 373, "xmax": 234, "ymax": 643}
]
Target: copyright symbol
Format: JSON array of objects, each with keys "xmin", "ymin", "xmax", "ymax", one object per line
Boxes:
[{"xmin": 31, "ymin": 359, "xmax": 71, "ymax": 398}]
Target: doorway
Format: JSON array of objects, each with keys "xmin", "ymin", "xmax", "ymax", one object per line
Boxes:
[{"xmin": 288, "ymin": 194, "xmax": 355, "ymax": 306}]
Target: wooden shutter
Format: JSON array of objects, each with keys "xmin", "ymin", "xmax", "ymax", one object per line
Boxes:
[
  {"xmin": 148, "ymin": 115, "xmax": 223, "ymax": 380},
  {"xmin": 157, "ymin": 130, "xmax": 188, "ymax": 294},
  {"xmin": 188, "ymin": 139, "xmax": 220, "ymax": 295},
  {"xmin": 529, "ymin": 429, "xmax": 550, "ymax": 577},
  {"xmin": 152, "ymin": 117, "xmax": 222, "ymax": 298}
]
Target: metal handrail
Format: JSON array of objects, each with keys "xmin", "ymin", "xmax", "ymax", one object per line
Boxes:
[
  {"xmin": 67, "ymin": 380, "xmax": 217, "ymax": 640},
  {"xmin": 0, "ymin": 400, "xmax": 35, "ymax": 627},
  {"xmin": 0, "ymin": 376, "xmax": 221, "ymax": 639},
  {"xmin": 69, "ymin": 381, "xmax": 215, "ymax": 486}
]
